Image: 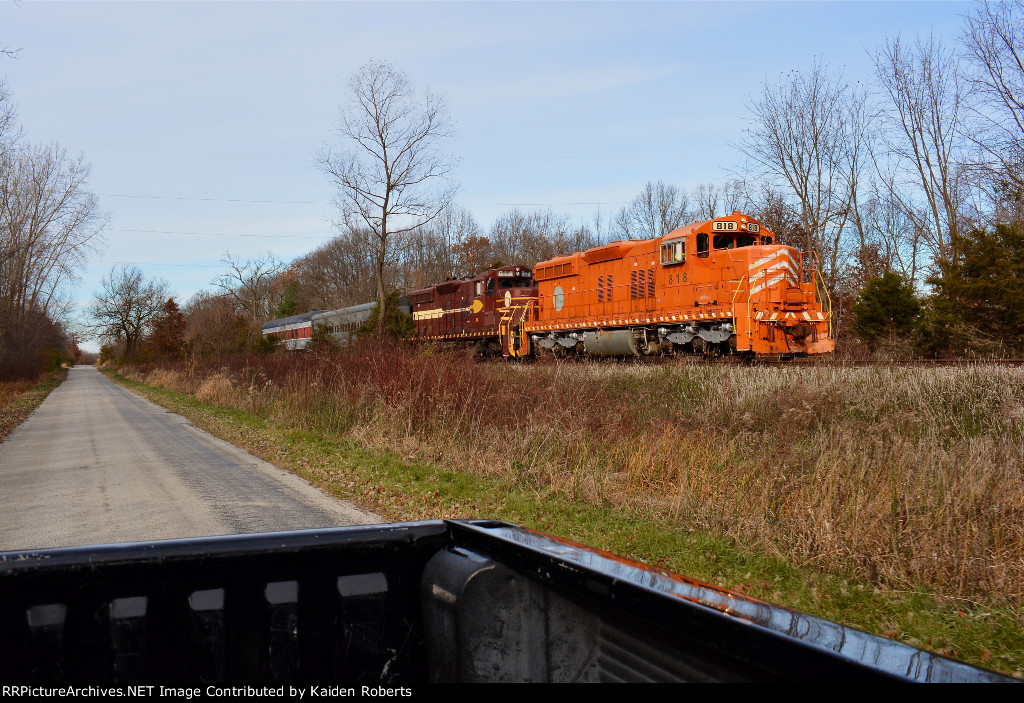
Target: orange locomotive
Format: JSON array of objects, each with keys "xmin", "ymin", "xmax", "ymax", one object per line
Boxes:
[{"xmin": 512, "ymin": 211, "xmax": 833, "ymax": 359}]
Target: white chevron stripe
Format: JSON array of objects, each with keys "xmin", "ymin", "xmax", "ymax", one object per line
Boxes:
[{"xmin": 750, "ymin": 271, "xmax": 800, "ymax": 296}]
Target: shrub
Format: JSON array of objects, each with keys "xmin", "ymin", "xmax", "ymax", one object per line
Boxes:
[{"xmin": 851, "ymin": 272, "xmax": 921, "ymax": 350}]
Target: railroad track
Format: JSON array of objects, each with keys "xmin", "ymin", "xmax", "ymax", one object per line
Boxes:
[
  {"xmin": 522, "ymin": 354, "xmax": 1024, "ymax": 368},
  {"xmin": 751, "ymin": 357, "xmax": 1024, "ymax": 368}
]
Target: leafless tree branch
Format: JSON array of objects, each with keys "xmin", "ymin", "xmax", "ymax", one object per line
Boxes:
[{"xmin": 318, "ymin": 60, "xmax": 458, "ymax": 332}]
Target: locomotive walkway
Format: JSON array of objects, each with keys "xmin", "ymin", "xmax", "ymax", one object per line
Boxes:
[{"xmin": 0, "ymin": 365, "xmax": 380, "ymax": 551}]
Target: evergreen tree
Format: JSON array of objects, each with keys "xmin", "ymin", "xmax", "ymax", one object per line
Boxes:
[
  {"xmin": 307, "ymin": 323, "xmax": 340, "ymax": 353},
  {"xmin": 851, "ymin": 272, "xmax": 922, "ymax": 346},
  {"xmin": 927, "ymin": 223, "xmax": 1024, "ymax": 353},
  {"xmin": 356, "ymin": 292, "xmax": 414, "ymax": 339},
  {"xmin": 145, "ymin": 298, "xmax": 187, "ymax": 358},
  {"xmin": 274, "ymin": 281, "xmax": 302, "ymax": 318}
]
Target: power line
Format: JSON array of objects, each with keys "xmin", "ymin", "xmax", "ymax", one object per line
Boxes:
[
  {"xmin": 97, "ymin": 193, "xmax": 329, "ymax": 205},
  {"xmin": 96, "ymin": 192, "xmax": 630, "ymax": 208},
  {"xmin": 95, "ymin": 260, "xmax": 225, "ymax": 268},
  {"xmin": 473, "ymin": 202, "xmax": 630, "ymax": 207},
  {"xmin": 110, "ymin": 228, "xmax": 332, "ymax": 240}
]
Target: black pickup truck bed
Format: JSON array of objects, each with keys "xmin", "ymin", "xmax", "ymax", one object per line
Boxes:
[{"xmin": 0, "ymin": 520, "xmax": 1012, "ymax": 683}]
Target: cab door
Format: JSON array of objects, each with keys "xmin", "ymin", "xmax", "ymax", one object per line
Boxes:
[{"xmin": 659, "ymin": 236, "xmax": 687, "ymax": 311}]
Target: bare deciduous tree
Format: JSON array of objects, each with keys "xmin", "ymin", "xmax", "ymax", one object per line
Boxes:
[
  {"xmin": 90, "ymin": 266, "xmax": 168, "ymax": 359},
  {"xmin": 962, "ymin": 0, "xmax": 1024, "ymax": 215},
  {"xmin": 0, "ymin": 80, "xmax": 18, "ymax": 156},
  {"xmin": 859, "ymin": 186, "xmax": 926, "ymax": 284},
  {"xmin": 393, "ymin": 205, "xmax": 483, "ymax": 287},
  {"xmin": 737, "ymin": 59, "xmax": 867, "ymax": 288},
  {"xmin": 212, "ymin": 251, "xmax": 284, "ymax": 326},
  {"xmin": 614, "ymin": 181, "xmax": 691, "ymax": 239},
  {"xmin": 425, "ymin": 204, "xmax": 482, "ymax": 278},
  {"xmin": 319, "ymin": 60, "xmax": 457, "ymax": 333},
  {"xmin": 873, "ymin": 34, "xmax": 968, "ymax": 261},
  {"xmin": 489, "ymin": 209, "xmax": 598, "ymax": 268},
  {"xmin": 0, "ymin": 144, "xmax": 105, "ymax": 325},
  {"xmin": 693, "ymin": 180, "xmax": 747, "ymax": 221},
  {"xmin": 293, "ymin": 233, "xmax": 378, "ymax": 310},
  {"xmin": 0, "ymin": 83, "xmax": 105, "ymax": 375},
  {"xmin": 183, "ymin": 290, "xmax": 247, "ymax": 361}
]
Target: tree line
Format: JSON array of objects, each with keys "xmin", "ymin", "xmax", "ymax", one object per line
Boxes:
[
  {"xmin": 0, "ymin": 78, "xmax": 104, "ymax": 379},
  {"xmin": 738, "ymin": 0, "xmax": 1024, "ymax": 355},
  {"xmin": 93, "ymin": 1, "xmax": 1024, "ymax": 361}
]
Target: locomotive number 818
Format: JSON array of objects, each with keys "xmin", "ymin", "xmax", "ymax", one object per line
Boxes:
[{"xmin": 514, "ymin": 211, "xmax": 833, "ymax": 360}]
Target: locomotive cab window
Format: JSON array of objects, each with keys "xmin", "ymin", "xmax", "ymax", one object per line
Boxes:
[
  {"xmin": 485, "ymin": 278, "xmax": 495, "ymax": 296},
  {"xmin": 713, "ymin": 234, "xmax": 758, "ymax": 250},
  {"xmin": 697, "ymin": 233, "xmax": 709, "ymax": 258},
  {"xmin": 660, "ymin": 238, "xmax": 686, "ymax": 265},
  {"xmin": 713, "ymin": 235, "xmax": 735, "ymax": 250}
]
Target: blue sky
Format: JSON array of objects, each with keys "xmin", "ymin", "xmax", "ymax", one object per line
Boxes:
[{"xmin": 0, "ymin": 1, "xmax": 969, "ymax": 350}]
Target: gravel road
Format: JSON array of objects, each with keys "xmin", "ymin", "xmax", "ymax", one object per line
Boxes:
[{"xmin": 0, "ymin": 365, "xmax": 380, "ymax": 550}]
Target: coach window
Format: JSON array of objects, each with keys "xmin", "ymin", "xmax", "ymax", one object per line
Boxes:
[
  {"xmin": 485, "ymin": 277, "xmax": 495, "ymax": 296},
  {"xmin": 697, "ymin": 233, "xmax": 709, "ymax": 258}
]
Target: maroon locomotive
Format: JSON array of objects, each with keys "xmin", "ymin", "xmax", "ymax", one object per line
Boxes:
[{"xmin": 409, "ymin": 266, "xmax": 537, "ymax": 357}]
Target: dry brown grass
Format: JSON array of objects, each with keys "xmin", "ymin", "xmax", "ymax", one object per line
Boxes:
[
  {"xmin": 0, "ymin": 373, "xmax": 65, "ymax": 442},
  {"xmin": 124, "ymin": 348, "xmax": 1024, "ymax": 604},
  {"xmin": 0, "ymin": 380, "xmax": 34, "ymax": 407}
]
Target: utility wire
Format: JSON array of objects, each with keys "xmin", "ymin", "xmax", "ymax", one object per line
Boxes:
[
  {"xmin": 97, "ymin": 193, "xmax": 328, "ymax": 205},
  {"xmin": 96, "ymin": 192, "xmax": 630, "ymax": 207},
  {"xmin": 95, "ymin": 260, "xmax": 225, "ymax": 268},
  {"xmin": 110, "ymin": 228, "xmax": 332, "ymax": 240}
]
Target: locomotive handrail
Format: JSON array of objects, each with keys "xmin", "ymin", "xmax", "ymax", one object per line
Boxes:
[
  {"xmin": 814, "ymin": 268, "xmax": 833, "ymax": 338},
  {"xmin": 731, "ymin": 275, "xmax": 752, "ymax": 345}
]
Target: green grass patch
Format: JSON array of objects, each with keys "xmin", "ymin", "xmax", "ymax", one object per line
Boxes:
[{"xmin": 101, "ymin": 367, "xmax": 1024, "ymax": 677}]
